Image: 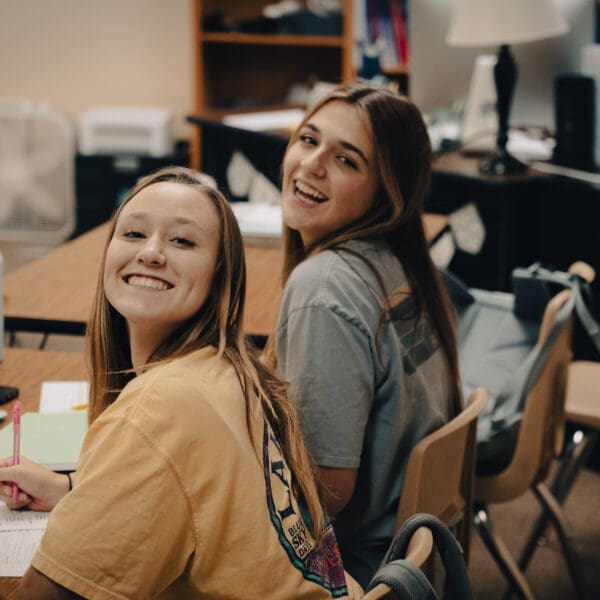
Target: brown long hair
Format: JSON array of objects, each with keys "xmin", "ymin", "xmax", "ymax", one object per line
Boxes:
[
  {"xmin": 271, "ymin": 81, "xmax": 462, "ymax": 415},
  {"xmin": 85, "ymin": 166, "xmax": 326, "ymax": 539}
]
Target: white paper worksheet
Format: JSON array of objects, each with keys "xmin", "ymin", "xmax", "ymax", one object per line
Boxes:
[
  {"xmin": 0, "ymin": 502, "xmax": 49, "ymax": 577},
  {"xmin": 39, "ymin": 381, "xmax": 89, "ymax": 413}
]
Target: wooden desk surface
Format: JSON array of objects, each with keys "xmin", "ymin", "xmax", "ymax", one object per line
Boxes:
[
  {"xmin": 0, "ymin": 349, "xmax": 88, "ymax": 414},
  {"xmin": 4, "ymin": 215, "xmax": 447, "ymax": 338},
  {"xmin": 4, "ymin": 224, "xmax": 107, "ymax": 334},
  {"xmin": 3, "ymin": 223, "xmax": 283, "ymax": 338},
  {"xmin": 0, "ymin": 348, "xmax": 87, "ymax": 598},
  {"xmin": 433, "ymin": 151, "xmax": 547, "ymax": 183}
]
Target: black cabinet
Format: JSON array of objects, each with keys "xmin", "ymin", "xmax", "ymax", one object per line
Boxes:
[
  {"xmin": 535, "ymin": 177, "xmax": 600, "ymax": 275},
  {"xmin": 74, "ymin": 142, "xmax": 190, "ymax": 238},
  {"xmin": 430, "ymin": 167, "xmax": 539, "ymax": 291},
  {"xmin": 429, "ymin": 153, "xmax": 600, "ymax": 293}
]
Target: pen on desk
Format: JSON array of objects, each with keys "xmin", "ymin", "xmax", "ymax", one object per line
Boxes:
[
  {"xmin": 12, "ymin": 400, "xmax": 21, "ymax": 503},
  {"xmin": 72, "ymin": 403, "xmax": 88, "ymax": 411}
]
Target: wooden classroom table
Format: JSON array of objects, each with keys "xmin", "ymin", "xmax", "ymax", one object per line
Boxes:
[
  {"xmin": 4, "ymin": 214, "xmax": 448, "ymax": 340},
  {"xmin": 3, "ymin": 222, "xmax": 283, "ymax": 339},
  {"xmin": 0, "ymin": 348, "xmax": 88, "ymax": 598}
]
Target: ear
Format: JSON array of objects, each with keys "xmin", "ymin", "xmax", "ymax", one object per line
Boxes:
[{"xmin": 367, "ymin": 559, "xmax": 438, "ymax": 599}]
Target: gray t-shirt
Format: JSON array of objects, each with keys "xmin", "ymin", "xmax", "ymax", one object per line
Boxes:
[{"xmin": 275, "ymin": 236, "xmax": 452, "ymax": 587}]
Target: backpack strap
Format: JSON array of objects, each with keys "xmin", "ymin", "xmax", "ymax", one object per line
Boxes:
[
  {"xmin": 572, "ymin": 276, "xmax": 600, "ymax": 354},
  {"xmin": 514, "ymin": 263, "xmax": 600, "ymax": 355},
  {"xmin": 488, "ymin": 288, "xmax": 575, "ymax": 433},
  {"xmin": 368, "ymin": 561, "xmax": 437, "ymax": 600},
  {"xmin": 372, "ymin": 513, "xmax": 474, "ymax": 600}
]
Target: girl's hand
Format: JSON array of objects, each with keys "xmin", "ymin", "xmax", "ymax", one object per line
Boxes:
[{"xmin": 0, "ymin": 456, "xmax": 71, "ymax": 511}]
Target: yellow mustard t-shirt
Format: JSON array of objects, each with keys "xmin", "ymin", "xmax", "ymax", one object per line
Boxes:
[{"xmin": 32, "ymin": 347, "xmax": 360, "ymax": 599}]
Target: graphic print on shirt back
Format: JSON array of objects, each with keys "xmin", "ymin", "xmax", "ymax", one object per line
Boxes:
[
  {"xmin": 262, "ymin": 418, "xmax": 348, "ymax": 596},
  {"xmin": 388, "ymin": 292, "xmax": 440, "ymax": 374}
]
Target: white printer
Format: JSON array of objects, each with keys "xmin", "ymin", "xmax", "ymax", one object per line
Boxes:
[{"xmin": 79, "ymin": 106, "xmax": 174, "ymax": 157}]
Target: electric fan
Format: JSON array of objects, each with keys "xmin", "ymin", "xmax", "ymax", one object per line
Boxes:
[{"xmin": 0, "ymin": 99, "xmax": 76, "ymax": 245}]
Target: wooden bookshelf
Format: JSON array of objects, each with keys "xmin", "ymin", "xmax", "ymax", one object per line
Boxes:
[
  {"xmin": 190, "ymin": 0, "xmax": 354, "ymax": 168},
  {"xmin": 192, "ymin": 0, "xmax": 354, "ymax": 111}
]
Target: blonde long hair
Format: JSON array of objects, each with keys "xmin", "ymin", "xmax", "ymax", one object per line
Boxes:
[
  {"xmin": 270, "ymin": 81, "xmax": 462, "ymax": 415},
  {"xmin": 85, "ymin": 166, "xmax": 325, "ymax": 539}
]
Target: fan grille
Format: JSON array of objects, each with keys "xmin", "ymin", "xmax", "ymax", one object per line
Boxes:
[{"xmin": 0, "ymin": 100, "xmax": 76, "ymax": 243}]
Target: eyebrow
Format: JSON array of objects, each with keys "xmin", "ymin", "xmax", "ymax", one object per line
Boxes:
[
  {"xmin": 173, "ymin": 217, "xmax": 200, "ymax": 226},
  {"xmin": 119, "ymin": 213, "xmax": 203, "ymax": 230},
  {"xmin": 304, "ymin": 122, "xmax": 370, "ymax": 167}
]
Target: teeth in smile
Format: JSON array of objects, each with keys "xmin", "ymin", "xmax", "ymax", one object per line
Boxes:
[
  {"xmin": 127, "ymin": 275, "xmax": 171, "ymax": 290},
  {"xmin": 295, "ymin": 181, "xmax": 327, "ymax": 203}
]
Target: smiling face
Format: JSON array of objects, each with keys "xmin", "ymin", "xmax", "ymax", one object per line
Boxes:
[
  {"xmin": 282, "ymin": 101, "xmax": 379, "ymax": 246},
  {"xmin": 103, "ymin": 182, "xmax": 221, "ymax": 348}
]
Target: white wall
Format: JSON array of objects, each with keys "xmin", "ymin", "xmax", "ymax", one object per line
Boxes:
[
  {"xmin": 0, "ymin": 0, "xmax": 194, "ymax": 140},
  {"xmin": 409, "ymin": 0, "xmax": 595, "ymax": 129}
]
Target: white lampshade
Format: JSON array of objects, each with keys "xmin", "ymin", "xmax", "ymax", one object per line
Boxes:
[{"xmin": 447, "ymin": 0, "xmax": 569, "ymax": 47}]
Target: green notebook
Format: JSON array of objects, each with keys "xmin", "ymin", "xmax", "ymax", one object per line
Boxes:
[{"xmin": 0, "ymin": 412, "xmax": 88, "ymax": 471}]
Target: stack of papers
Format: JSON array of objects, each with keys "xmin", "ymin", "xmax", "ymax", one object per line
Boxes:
[
  {"xmin": 230, "ymin": 202, "xmax": 282, "ymax": 242},
  {"xmin": 0, "ymin": 502, "xmax": 49, "ymax": 576},
  {"xmin": 223, "ymin": 108, "xmax": 304, "ymax": 133},
  {"xmin": 39, "ymin": 381, "xmax": 89, "ymax": 413}
]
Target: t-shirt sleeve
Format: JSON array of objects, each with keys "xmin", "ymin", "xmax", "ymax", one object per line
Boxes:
[
  {"xmin": 32, "ymin": 413, "xmax": 194, "ymax": 600},
  {"xmin": 277, "ymin": 303, "xmax": 374, "ymax": 469}
]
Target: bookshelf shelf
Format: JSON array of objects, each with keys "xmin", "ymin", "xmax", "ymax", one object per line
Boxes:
[
  {"xmin": 191, "ymin": 0, "xmax": 354, "ymax": 168},
  {"xmin": 199, "ymin": 103, "xmax": 305, "ymax": 121},
  {"xmin": 383, "ymin": 65, "xmax": 409, "ymax": 76},
  {"xmin": 201, "ymin": 32, "xmax": 346, "ymax": 48}
]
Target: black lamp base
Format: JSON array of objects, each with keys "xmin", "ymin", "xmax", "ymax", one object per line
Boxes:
[
  {"xmin": 479, "ymin": 148, "xmax": 527, "ymax": 176},
  {"xmin": 481, "ymin": 44, "xmax": 528, "ymax": 176}
]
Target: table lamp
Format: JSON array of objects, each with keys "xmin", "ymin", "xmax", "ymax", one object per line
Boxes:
[{"xmin": 447, "ymin": 0, "xmax": 568, "ymax": 175}]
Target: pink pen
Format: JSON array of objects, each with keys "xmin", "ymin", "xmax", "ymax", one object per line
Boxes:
[{"xmin": 11, "ymin": 401, "xmax": 21, "ymax": 503}]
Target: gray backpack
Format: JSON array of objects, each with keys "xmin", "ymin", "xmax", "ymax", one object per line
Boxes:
[{"xmin": 444, "ymin": 263, "xmax": 600, "ymax": 476}]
